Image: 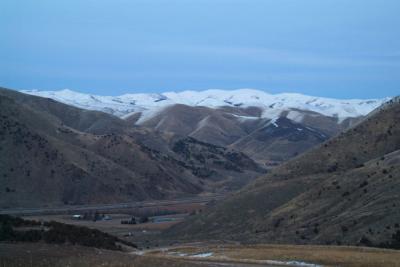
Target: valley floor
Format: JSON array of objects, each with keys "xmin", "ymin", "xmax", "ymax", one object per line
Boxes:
[{"xmin": 2, "ymin": 242, "xmax": 400, "ymax": 267}]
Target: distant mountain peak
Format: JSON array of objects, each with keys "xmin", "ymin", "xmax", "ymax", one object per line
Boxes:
[{"xmin": 21, "ymin": 88, "xmax": 390, "ymax": 122}]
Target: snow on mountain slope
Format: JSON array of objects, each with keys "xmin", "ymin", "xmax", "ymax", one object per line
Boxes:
[{"xmin": 21, "ymin": 88, "xmax": 389, "ymax": 123}]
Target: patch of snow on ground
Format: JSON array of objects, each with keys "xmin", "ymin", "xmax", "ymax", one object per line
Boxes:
[
  {"xmin": 265, "ymin": 260, "xmax": 323, "ymax": 267},
  {"xmin": 286, "ymin": 110, "xmax": 305, "ymax": 123},
  {"xmin": 232, "ymin": 114, "xmax": 260, "ymax": 121},
  {"xmin": 190, "ymin": 252, "xmax": 213, "ymax": 258},
  {"xmin": 159, "ymin": 249, "xmax": 323, "ymax": 267},
  {"xmin": 261, "ymin": 107, "xmax": 284, "ymax": 120},
  {"xmin": 167, "ymin": 251, "xmax": 188, "ymax": 257},
  {"xmin": 305, "ymin": 126, "xmax": 326, "ymax": 138},
  {"xmin": 135, "ymin": 105, "xmax": 171, "ymax": 124},
  {"xmin": 270, "ymin": 118, "xmax": 279, "ymax": 127}
]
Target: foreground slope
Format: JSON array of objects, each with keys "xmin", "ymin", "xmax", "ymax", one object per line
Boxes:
[
  {"xmin": 168, "ymin": 97, "xmax": 400, "ymax": 247},
  {"xmin": 0, "ymin": 88, "xmax": 264, "ymax": 208},
  {"xmin": 7, "ymin": 243, "xmax": 400, "ymax": 267}
]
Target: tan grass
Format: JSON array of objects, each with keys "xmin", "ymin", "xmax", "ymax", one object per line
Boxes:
[
  {"xmin": 158, "ymin": 244, "xmax": 400, "ymax": 267},
  {"xmin": 2, "ymin": 242, "xmax": 400, "ymax": 267}
]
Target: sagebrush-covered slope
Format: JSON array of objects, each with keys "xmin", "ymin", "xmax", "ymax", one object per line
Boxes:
[
  {"xmin": 0, "ymin": 88, "xmax": 264, "ymax": 208},
  {"xmin": 167, "ymin": 97, "xmax": 400, "ymax": 247}
]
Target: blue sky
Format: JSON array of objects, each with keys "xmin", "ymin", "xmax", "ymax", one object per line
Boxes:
[{"xmin": 0, "ymin": 0, "xmax": 399, "ymax": 99}]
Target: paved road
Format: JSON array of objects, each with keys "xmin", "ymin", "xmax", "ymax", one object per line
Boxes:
[{"xmin": 0, "ymin": 194, "xmax": 225, "ymax": 216}]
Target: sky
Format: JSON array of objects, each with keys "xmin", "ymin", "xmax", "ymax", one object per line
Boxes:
[{"xmin": 0, "ymin": 0, "xmax": 399, "ymax": 99}]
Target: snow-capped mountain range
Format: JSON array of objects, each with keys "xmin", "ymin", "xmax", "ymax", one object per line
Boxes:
[{"xmin": 21, "ymin": 88, "xmax": 390, "ymax": 123}]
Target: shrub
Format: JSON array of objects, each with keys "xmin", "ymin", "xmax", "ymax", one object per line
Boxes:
[
  {"xmin": 0, "ymin": 215, "xmax": 137, "ymax": 250},
  {"xmin": 139, "ymin": 216, "xmax": 149, "ymax": 224},
  {"xmin": 342, "ymin": 192, "xmax": 350, "ymax": 197}
]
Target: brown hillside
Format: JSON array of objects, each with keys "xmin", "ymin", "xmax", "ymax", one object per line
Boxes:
[
  {"xmin": 138, "ymin": 103, "xmax": 360, "ymax": 166},
  {"xmin": 167, "ymin": 97, "xmax": 400, "ymax": 247},
  {"xmin": 0, "ymin": 88, "xmax": 264, "ymax": 208}
]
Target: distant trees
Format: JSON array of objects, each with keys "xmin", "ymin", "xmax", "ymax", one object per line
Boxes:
[
  {"xmin": 0, "ymin": 220, "xmax": 14, "ymax": 241},
  {"xmin": 139, "ymin": 216, "xmax": 149, "ymax": 224},
  {"xmin": 0, "ymin": 215, "xmax": 137, "ymax": 250},
  {"xmin": 121, "ymin": 217, "xmax": 136, "ymax": 225},
  {"xmin": 121, "ymin": 216, "xmax": 150, "ymax": 224}
]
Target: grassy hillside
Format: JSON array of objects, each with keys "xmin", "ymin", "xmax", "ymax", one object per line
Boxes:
[
  {"xmin": 166, "ymin": 97, "xmax": 400, "ymax": 247},
  {"xmin": 138, "ymin": 103, "xmax": 360, "ymax": 167},
  {"xmin": 0, "ymin": 88, "xmax": 264, "ymax": 208}
]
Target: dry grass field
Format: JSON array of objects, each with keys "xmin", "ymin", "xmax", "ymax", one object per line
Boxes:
[
  {"xmin": 24, "ymin": 213, "xmax": 184, "ymax": 232},
  {"xmin": 0, "ymin": 243, "xmax": 211, "ymax": 267},
  {"xmin": 147, "ymin": 243, "xmax": 400, "ymax": 267},
  {"xmin": 2, "ymin": 242, "xmax": 400, "ymax": 267}
]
